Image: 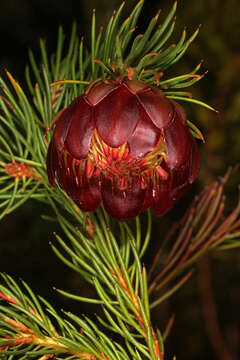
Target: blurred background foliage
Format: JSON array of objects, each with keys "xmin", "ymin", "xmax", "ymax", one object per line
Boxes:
[{"xmin": 0, "ymin": 0, "xmax": 240, "ymax": 359}]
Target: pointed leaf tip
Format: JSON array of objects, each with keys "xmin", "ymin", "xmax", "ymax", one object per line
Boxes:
[
  {"xmin": 153, "ymin": 10, "xmax": 161, "ymax": 21},
  {"xmin": 119, "ymin": 1, "xmax": 126, "ymax": 9},
  {"xmin": 5, "ymin": 70, "xmax": 23, "ymax": 94}
]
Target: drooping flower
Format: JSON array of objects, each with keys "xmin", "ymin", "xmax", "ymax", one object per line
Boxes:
[{"xmin": 47, "ymin": 79, "xmax": 200, "ymax": 220}]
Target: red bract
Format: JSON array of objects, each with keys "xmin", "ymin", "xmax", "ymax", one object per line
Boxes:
[{"xmin": 47, "ymin": 79, "xmax": 200, "ymax": 220}]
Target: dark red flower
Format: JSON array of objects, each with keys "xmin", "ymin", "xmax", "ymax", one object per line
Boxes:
[{"xmin": 47, "ymin": 79, "xmax": 200, "ymax": 220}]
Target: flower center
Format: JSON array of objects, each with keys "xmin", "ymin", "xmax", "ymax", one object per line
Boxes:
[
  {"xmin": 86, "ymin": 130, "xmax": 168, "ymax": 188},
  {"xmin": 61, "ymin": 130, "xmax": 169, "ymax": 191}
]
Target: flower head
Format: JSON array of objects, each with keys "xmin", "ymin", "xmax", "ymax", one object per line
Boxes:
[{"xmin": 47, "ymin": 79, "xmax": 200, "ymax": 220}]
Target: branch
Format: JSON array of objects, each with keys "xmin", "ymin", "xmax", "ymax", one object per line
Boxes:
[
  {"xmin": 50, "ymin": 206, "xmax": 164, "ymax": 359},
  {"xmin": 149, "ymin": 167, "xmax": 240, "ymax": 308},
  {"xmin": 0, "ymin": 274, "xmax": 130, "ymax": 360}
]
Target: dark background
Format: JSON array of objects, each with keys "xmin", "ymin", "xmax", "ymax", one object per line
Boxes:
[{"xmin": 1, "ymin": 0, "xmax": 240, "ymax": 359}]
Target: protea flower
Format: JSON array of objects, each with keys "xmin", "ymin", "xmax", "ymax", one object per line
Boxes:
[
  {"xmin": 47, "ymin": 78, "xmax": 200, "ymax": 220},
  {"xmin": 45, "ymin": 0, "xmax": 210, "ymax": 220}
]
